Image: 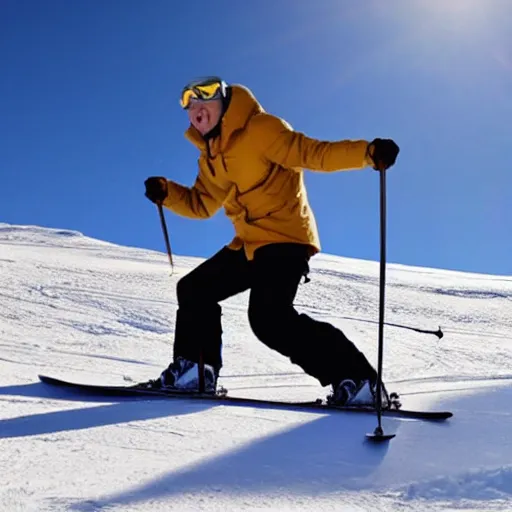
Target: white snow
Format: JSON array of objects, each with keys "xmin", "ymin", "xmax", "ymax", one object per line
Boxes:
[{"xmin": 0, "ymin": 221, "xmax": 511, "ymax": 511}]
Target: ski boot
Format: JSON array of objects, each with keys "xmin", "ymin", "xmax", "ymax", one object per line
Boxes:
[
  {"xmin": 328, "ymin": 378, "xmax": 399, "ymax": 410},
  {"xmin": 135, "ymin": 357, "xmax": 217, "ymax": 394}
]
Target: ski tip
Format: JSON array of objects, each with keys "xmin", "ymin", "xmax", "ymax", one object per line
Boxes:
[{"xmin": 39, "ymin": 374, "xmax": 57, "ymax": 381}]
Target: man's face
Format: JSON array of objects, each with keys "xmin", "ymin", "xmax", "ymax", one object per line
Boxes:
[{"xmin": 187, "ymin": 98, "xmax": 223, "ymax": 136}]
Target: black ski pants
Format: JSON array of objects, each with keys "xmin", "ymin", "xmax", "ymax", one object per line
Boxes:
[{"xmin": 173, "ymin": 243, "xmax": 376, "ymax": 387}]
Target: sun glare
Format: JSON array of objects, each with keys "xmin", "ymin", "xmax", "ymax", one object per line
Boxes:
[{"xmin": 418, "ymin": 0, "xmax": 493, "ymax": 26}]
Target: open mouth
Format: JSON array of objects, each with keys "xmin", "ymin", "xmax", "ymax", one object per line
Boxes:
[{"xmin": 193, "ymin": 107, "xmax": 209, "ymax": 126}]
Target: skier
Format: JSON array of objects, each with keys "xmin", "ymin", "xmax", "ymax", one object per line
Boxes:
[{"xmin": 142, "ymin": 76, "xmax": 399, "ymax": 406}]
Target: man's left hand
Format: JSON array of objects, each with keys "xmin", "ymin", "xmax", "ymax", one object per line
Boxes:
[{"xmin": 367, "ymin": 138, "xmax": 400, "ymax": 171}]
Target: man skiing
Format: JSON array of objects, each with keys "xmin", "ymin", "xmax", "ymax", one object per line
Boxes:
[{"xmin": 143, "ymin": 76, "xmax": 399, "ymax": 406}]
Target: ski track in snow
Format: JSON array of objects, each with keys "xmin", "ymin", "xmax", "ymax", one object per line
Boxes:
[
  {"xmin": 0, "ymin": 222, "xmax": 511, "ymax": 511},
  {"xmin": 400, "ymin": 465, "xmax": 512, "ymax": 502}
]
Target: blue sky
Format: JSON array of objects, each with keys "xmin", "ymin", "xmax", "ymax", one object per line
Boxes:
[{"xmin": 2, "ymin": 0, "xmax": 511, "ymax": 275}]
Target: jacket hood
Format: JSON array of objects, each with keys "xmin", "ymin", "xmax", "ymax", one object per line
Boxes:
[{"xmin": 185, "ymin": 84, "xmax": 264, "ymax": 153}]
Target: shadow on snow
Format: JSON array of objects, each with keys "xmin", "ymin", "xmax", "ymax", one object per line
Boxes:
[
  {"xmin": 68, "ymin": 383, "xmax": 512, "ymax": 510},
  {"xmin": 71, "ymin": 412, "xmax": 394, "ymax": 511},
  {"xmin": 0, "ymin": 382, "xmax": 215, "ymax": 438}
]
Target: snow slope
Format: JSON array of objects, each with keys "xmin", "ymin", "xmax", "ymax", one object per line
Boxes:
[{"xmin": 1, "ymin": 222, "xmax": 511, "ymax": 512}]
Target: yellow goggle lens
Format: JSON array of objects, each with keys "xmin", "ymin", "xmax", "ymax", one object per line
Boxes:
[
  {"xmin": 180, "ymin": 81, "xmax": 224, "ymax": 109},
  {"xmin": 195, "ymin": 83, "xmax": 222, "ymax": 98},
  {"xmin": 180, "ymin": 89, "xmax": 197, "ymax": 109}
]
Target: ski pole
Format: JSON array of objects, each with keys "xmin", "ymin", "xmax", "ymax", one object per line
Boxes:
[
  {"xmin": 198, "ymin": 349, "xmax": 205, "ymax": 394},
  {"xmin": 157, "ymin": 202, "xmax": 174, "ymax": 275},
  {"xmin": 385, "ymin": 322, "xmax": 443, "ymax": 339},
  {"xmin": 367, "ymin": 165, "xmax": 395, "ymax": 442}
]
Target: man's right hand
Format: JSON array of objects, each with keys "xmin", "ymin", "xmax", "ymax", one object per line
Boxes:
[{"xmin": 144, "ymin": 177, "xmax": 168, "ymax": 203}]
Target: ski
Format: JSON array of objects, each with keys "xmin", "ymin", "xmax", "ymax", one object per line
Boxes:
[{"xmin": 38, "ymin": 374, "xmax": 453, "ymax": 421}]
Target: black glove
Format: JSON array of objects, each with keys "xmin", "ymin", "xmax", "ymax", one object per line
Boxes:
[
  {"xmin": 368, "ymin": 138, "xmax": 399, "ymax": 171},
  {"xmin": 144, "ymin": 177, "xmax": 168, "ymax": 203}
]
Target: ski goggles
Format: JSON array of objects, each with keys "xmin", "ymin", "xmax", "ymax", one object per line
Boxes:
[{"xmin": 180, "ymin": 77, "xmax": 227, "ymax": 109}]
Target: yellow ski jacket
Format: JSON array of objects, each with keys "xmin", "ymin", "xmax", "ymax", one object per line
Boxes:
[{"xmin": 162, "ymin": 84, "xmax": 374, "ymax": 260}]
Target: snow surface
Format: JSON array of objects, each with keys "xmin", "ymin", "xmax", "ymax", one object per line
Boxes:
[{"xmin": 1, "ymin": 222, "xmax": 511, "ymax": 512}]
